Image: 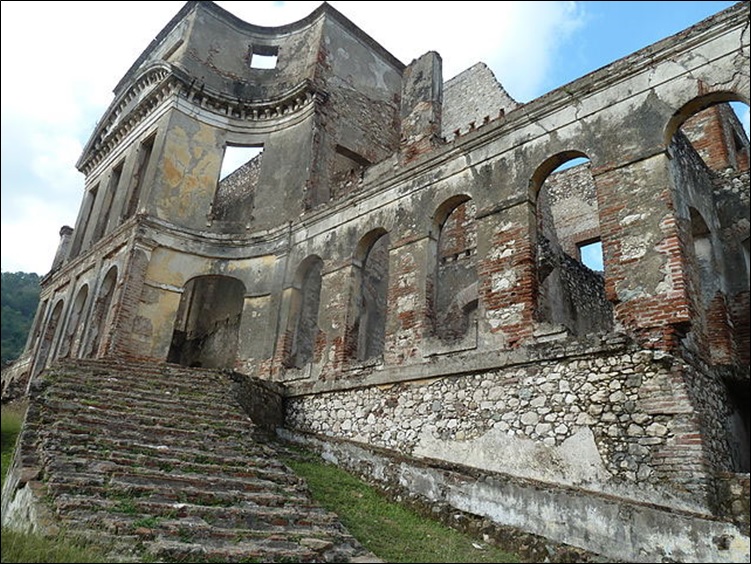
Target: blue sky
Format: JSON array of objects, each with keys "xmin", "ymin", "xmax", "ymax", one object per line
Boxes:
[{"xmin": 0, "ymin": 1, "xmax": 746, "ymax": 274}]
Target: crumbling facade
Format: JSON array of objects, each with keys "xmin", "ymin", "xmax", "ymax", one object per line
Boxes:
[{"xmin": 3, "ymin": 1, "xmax": 750, "ymax": 561}]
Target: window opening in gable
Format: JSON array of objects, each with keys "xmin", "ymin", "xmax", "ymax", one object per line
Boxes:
[{"xmin": 249, "ymin": 45, "xmax": 278, "ymax": 69}]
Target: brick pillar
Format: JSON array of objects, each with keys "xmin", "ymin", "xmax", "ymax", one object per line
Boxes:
[
  {"xmin": 476, "ymin": 200, "xmax": 537, "ymax": 348},
  {"xmin": 107, "ymin": 244, "xmax": 152, "ymax": 360},
  {"xmin": 384, "ymin": 237, "xmax": 431, "ymax": 364},
  {"xmin": 317, "ymin": 264, "xmax": 355, "ymax": 373},
  {"xmin": 594, "ymin": 155, "xmax": 691, "ymax": 351}
]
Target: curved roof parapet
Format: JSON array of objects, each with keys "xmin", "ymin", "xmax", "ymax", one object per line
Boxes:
[
  {"xmin": 114, "ymin": 1, "xmax": 404, "ymax": 97},
  {"xmin": 77, "ymin": 1, "xmax": 406, "ymax": 174}
]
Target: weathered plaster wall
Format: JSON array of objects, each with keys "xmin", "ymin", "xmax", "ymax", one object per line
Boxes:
[{"xmin": 177, "ymin": 3, "xmax": 322, "ymax": 99}]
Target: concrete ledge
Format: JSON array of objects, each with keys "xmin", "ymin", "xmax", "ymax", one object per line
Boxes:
[{"xmin": 278, "ymin": 428, "xmax": 750, "ymax": 563}]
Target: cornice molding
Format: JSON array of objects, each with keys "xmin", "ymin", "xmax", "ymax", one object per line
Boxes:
[{"xmin": 77, "ymin": 62, "xmax": 327, "ymax": 177}]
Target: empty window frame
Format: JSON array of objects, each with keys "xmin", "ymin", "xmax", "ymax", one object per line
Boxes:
[{"xmin": 249, "ymin": 45, "xmax": 278, "ymax": 69}]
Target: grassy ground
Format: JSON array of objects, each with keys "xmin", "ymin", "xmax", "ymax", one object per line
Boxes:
[
  {"xmin": 2, "ymin": 402, "xmax": 519, "ymax": 563},
  {"xmin": 1, "ymin": 400, "xmax": 25, "ymax": 488},
  {"xmin": 285, "ymin": 450, "xmax": 519, "ymax": 563}
]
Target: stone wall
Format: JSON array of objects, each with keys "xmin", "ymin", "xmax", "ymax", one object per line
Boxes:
[
  {"xmin": 441, "ymin": 62, "xmax": 519, "ymax": 140},
  {"xmin": 286, "ymin": 336, "xmax": 731, "ymax": 513}
]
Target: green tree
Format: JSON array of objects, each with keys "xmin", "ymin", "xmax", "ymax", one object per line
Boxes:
[{"xmin": 1, "ymin": 272, "xmax": 41, "ymax": 366}]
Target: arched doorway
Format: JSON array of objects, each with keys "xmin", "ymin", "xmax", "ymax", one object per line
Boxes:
[
  {"xmin": 83, "ymin": 266, "xmax": 118, "ymax": 359},
  {"xmin": 59, "ymin": 284, "xmax": 89, "ymax": 358},
  {"xmin": 167, "ymin": 275, "xmax": 245, "ymax": 369}
]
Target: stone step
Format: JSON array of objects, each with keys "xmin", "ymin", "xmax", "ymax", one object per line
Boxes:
[
  {"xmin": 47, "ymin": 370, "xmax": 234, "ymax": 404},
  {"xmin": 41, "ymin": 386, "xmax": 242, "ymax": 421},
  {"xmin": 14, "ymin": 359, "xmax": 375, "ymax": 563},
  {"xmin": 49, "ymin": 441, "xmax": 285, "ymax": 473},
  {"xmin": 53, "ymin": 359, "xmax": 233, "ymax": 390},
  {"xmin": 62, "ymin": 503, "xmax": 342, "ymax": 537},
  {"xmin": 108, "ymin": 468, "xmax": 302, "ymax": 496},
  {"xmin": 38, "ymin": 410, "xmax": 254, "ymax": 445},
  {"xmin": 42, "ymin": 433, "xmax": 272, "ymax": 463},
  {"xmin": 43, "ymin": 455, "xmax": 303, "ymax": 493},
  {"xmin": 53, "ymin": 492, "xmax": 323, "ymax": 520},
  {"xmin": 47, "ymin": 481, "xmax": 311, "ymax": 516},
  {"xmin": 143, "ymin": 537, "xmax": 320, "ymax": 564},
  {"xmin": 44, "ymin": 449, "xmax": 296, "ymax": 485},
  {"xmin": 38, "ymin": 422, "xmax": 258, "ymax": 456}
]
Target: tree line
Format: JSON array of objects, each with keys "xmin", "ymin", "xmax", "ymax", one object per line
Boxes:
[{"xmin": 1, "ymin": 272, "xmax": 41, "ymax": 366}]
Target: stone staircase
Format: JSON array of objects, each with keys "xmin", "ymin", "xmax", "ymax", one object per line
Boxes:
[{"xmin": 3, "ymin": 358, "xmax": 377, "ymax": 563}]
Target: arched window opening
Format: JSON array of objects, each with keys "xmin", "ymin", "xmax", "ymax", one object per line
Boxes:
[
  {"xmin": 32, "ymin": 300, "xmax": 65, "ymax": 377},
  {"xmin": 168, "ymin": 275, "xmax": 245, "ymax": 369},
  {"xmin": 92, "ymin": 161, "xmax": 123, "ymax": 242},
  {"xmin": 678, "ymin": 101, "xmax": 749, "ymax": 174},
  {"xmin": 533, "ymin": 153, "xmax": 613, "ymax": 337},
  {"xmin": 286, "ymin": 257, "xmax": 323, "ymax": 368},
  {"xmin": 667, "ymin": 95, "xmax": 749, "ymax": 367},
  {"xmin": 432, "ymin": 196, "xmax": 478, "ymax": 342},
  {"xmin": 58, "ymin": 285, "xmax": 89, "ymax": 359},
  {"xmin": 351, "ymin": 230, "xmax": 390, "ymax": 362},
  {"xmin": 83, "ymin": 267, "xmax": 118, "ymax": 359}
]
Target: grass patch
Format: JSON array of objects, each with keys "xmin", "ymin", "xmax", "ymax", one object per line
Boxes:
[
  {"xmin": 1, "ymin": 401, "xmax": 26, "ymax": 487},
  {"xmin": 0, "ymin": 528, "xmax": 109, "ymax": 563},
  {"xmin": 285, "ymin": 452, "xmax": 519, "ymax": 563},
  {"xmin": 132, "ymin": 515, "xmax": 161, "ymax": 529}
]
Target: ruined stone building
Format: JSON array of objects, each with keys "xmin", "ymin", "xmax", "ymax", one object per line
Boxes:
[{"xmin": 2, "ymin": 1, "xmax": 750, "ymax": 562}]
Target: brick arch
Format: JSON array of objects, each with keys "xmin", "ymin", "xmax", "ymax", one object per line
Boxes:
[
  {"xmin": 663, "ymin": 90, "xmax": 750, "ymax": 148},
  {"xmin": 528, "ymin": 150, "xmax": 589, "ymax": 201},
  {"xmin": 354, "ymin": 227, "xmax": 389, "ymax": 265}
]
